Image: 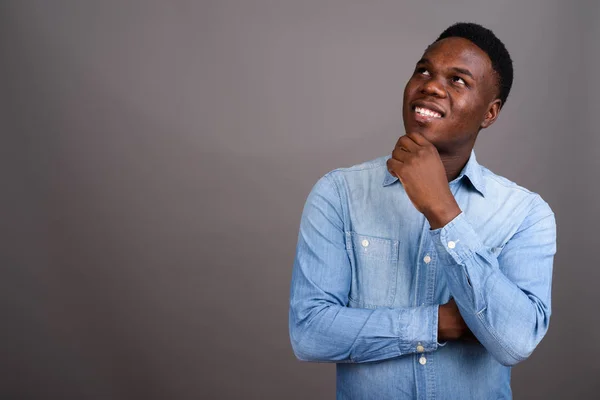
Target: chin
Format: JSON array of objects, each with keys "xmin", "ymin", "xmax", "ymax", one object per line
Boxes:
[{"xmin": 404, "ymin": 122, "xmax": 437, "ymax": 139}]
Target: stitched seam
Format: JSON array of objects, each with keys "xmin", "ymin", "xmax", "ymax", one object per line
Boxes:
[
  {"xmin": 324, "ymin": 173, "xmax": 350, "ymax": 231},
  {"xmin": 348, "ymin": 296, "xmax": 391, "ymax": 309},
  {"xmin": 330, "ymin": 156, "xmax": 389, "ymax": 173}
]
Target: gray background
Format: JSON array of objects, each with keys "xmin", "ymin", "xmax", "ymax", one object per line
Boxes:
[{"xmin": 1, "ymin": 1, "xmax": 598, "ymax": 399}]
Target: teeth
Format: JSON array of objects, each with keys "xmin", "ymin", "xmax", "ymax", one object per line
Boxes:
[{"xmin": 415, "ymin": 106, "xmax": 441, "ymax": 118}]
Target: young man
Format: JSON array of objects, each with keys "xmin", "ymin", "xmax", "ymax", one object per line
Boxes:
[{"xmin": 289, "ymin": 23, "xmax": 556, "ymax": 399}]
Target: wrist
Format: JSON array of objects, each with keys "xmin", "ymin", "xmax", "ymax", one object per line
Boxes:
[
  {"xmin": 437, "ymin": 302, "xmax": 469, "ymax": 341},
  {"xmin": 425, "ymin": 201, "xmax": 461, "ymax": 230},
  {"xmin": 437, "ymin": 303, "xmax": 454, "ymax": 341}
]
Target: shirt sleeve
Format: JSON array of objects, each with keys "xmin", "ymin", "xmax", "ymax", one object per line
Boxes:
[
  {"xmin": 429, "ymin": 200, "xmax": 556, "ymax": 366},
  {"xmin": 289, "ymin": 173, "xmax": 439, "ymax": 363}
]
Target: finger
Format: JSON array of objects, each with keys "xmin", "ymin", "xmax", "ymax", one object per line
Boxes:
[
  {"xmin": 386, "ymin": 157, "xmax": 403, "ymax": 177},
  {"xmin": 391, "ymin": 145, "xmax": 410, "ymax": 162},
  {"xmin": 405, "ymin": 132, "xmax": 432, "ymax": 147},
  {"xmin": 395, "ymin": 135, "xmax": 420, "ymax": 153}
]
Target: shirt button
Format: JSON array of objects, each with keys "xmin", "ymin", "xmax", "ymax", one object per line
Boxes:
[
  {"xmin": 447, "ymin": 241, "xmax": 456, "ymax": 249},
  {"xmin": 416, "ymin": 345, "xmax": 425, "ymax": 353},
  {"xmin": 361, "ymin": 239, "xmax": 369, "ymax": 247},
  {"xmin": 419, "ymin": 356, "xmax": 427, "ymax": 365},
  {"xmin": 423, "ymin": 255, "xmax": 431, "ymax": 264}
]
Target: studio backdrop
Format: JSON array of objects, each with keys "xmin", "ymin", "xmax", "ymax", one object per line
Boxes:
[{"xmin": 1, "ymin": 1, "xmax": 599, "ymax": 399}]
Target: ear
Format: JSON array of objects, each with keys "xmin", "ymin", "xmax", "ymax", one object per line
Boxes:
[{"xmin": 480, "ymin": 99, "xmax": 502, "ymax": 129}]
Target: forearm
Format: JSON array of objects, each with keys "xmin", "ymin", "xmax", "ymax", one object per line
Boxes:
[
  {"xmin": 430, "ymin": 212, "xmax": 555, "ymax": 366},
  {"xmin": 441, "ymin": 258, "xmax": 548, "ymax": 365},
  {"xmin": 291, "ymin": 173, "xmax": 442, "ymax": 363},
  {"xmin": 289, "ymin": 291, "xmax": 439, "ymax": 363}
]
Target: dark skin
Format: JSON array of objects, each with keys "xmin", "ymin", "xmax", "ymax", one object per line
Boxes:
[{"xmin": 386, "ymin": 37, "xmax": 502, "ymax": 342}]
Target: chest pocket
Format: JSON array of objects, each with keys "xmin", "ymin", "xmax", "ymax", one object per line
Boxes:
[{"xmin": 345, "ymin": 232, "xmax": 399, "ymax": 308}]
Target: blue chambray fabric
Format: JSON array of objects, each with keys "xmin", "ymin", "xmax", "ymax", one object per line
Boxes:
[{"xmin": 289, "ymin": 151, "xmax": 556, "ymax": 400}]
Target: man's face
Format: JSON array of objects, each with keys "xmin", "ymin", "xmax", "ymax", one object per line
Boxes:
[{"xmin": 402, "ymin": 37, "xmax": 501, "ymax": 155}]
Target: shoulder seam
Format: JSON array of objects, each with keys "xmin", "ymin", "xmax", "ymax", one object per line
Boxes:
[
  {"xmin": 329, "ymin": 156, "xmax": 389, "ymax": 174},
  {"xmin": 481, "ymin": 171, "xmax": 536, "ymax": 195}
]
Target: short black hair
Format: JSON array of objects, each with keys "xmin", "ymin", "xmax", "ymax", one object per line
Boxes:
[{"xmin": 433, "ymin": 22, "xmax": 513, "ymax": 108}]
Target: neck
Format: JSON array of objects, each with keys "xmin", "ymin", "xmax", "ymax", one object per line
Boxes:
[{"xmin": 439, "ymin": 151, "xmax": 471, "ymax": 182}]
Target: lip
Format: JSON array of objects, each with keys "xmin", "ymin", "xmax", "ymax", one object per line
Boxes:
[{"xmin": 411, "ymin": 100, "xmax": 446, "ymax": 118}]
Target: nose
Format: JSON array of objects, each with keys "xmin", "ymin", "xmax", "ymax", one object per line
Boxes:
[{"xmin": 420, "ymin": 78, "xmax": 446, "ymax": 98}]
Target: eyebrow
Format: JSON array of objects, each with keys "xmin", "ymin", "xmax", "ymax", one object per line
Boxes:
[
  {"xmin": 416, "ymin": 58, "xmax": 475, "ymax": 80},
  {"xmin": 451, "ymin": 67, "xmax": 474, "ymax": 80}
]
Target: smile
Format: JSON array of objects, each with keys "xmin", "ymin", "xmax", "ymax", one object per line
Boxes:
[{"xmin": 414, "ymin": 106, "xmax": 443, "ymax": 119}]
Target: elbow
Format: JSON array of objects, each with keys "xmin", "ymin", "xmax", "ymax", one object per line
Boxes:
[
  {"xmin": 289, "ymin": 322, "xmax": 308, "ymax": 361},
  {"xmin": 494, "ymin": 348, "xmax": 530, "ymax": 367},
  {"xmin": 289, "ymin": 304, "xmax": 345, "ymax": 363},
  {"xmin": 291, "ymin": 335, "xmax": 347, "ymax": 363},
  {"xmin": 290, "ymin": 334, "xmax": 316, "ymax": 362},
  {"xmin": 288, "ymin": 306, "xmax": 321, "ymax": 362},
  {"xmin": 481, "ymin": 303, "xmax": 551, "ymax": 367},
  {"xmin": 492, "ymin": 329, "xmax": 548, "ymax": 367},
  {"xmin": 289, "ymin": 325, "xmax": 329, "ymax": 362}
]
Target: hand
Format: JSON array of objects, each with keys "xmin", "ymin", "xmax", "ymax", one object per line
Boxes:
[
  {"xmin": 438, "ymin": 298, "xmax": 478, "ymax": 342},
  {"xmin": 386, "ymin": 132, "xmax": 461, "ymax": 229}
]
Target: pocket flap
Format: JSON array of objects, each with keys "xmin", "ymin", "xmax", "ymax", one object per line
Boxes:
[{"xmin": 348, "ymin": 232, "xmax": 399, "ymax": 261}]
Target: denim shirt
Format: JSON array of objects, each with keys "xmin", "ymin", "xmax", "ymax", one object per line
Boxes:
[{"xmin": 289, "ymin": 151, "xmax": 556, "ymax": 399}]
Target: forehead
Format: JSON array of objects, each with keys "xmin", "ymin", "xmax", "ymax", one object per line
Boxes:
[{"xmin": 421, "ymin": 37, "xmax": 493, "ymax": 81}]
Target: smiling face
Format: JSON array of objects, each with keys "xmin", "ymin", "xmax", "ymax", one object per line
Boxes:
[{"xmin": 402, "ymin": 37, "xmax": 502, "ymax": 155}]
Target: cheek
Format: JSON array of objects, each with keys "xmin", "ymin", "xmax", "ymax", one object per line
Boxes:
[
  {"xmin": 451, "ymin": 98, "xmax": 483, "ymax": 126},
  {"xmin": 403, "ymin": 79, "xmax": 417, "ymax": 101}
]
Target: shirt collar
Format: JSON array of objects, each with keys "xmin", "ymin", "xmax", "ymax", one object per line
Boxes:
[{"xmin": 382, "ymin": 150, "xmax": 487, "ymax": 197}]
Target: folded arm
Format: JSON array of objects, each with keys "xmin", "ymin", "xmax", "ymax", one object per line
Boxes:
[
  {"xmin": 430, "ymin": 201, "xmax": 556, "ymax": 366},
  {"xmin": 289, "ymin": 174, "xmax": 441, "ymax": 363}
]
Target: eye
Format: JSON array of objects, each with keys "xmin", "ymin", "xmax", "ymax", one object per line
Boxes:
[
  {"xmin": 452, "ymin": 76, "xmax": 466, "ymax": 85},
  {"xmin": 415, "ymin": 67, "xmax": 430, "ymax": 76}
]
